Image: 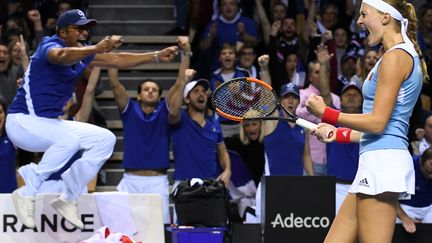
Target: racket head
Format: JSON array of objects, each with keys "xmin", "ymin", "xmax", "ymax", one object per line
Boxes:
[{"xmin": 211, "ymin": 77, "xmax": 279, "ymax": 122}]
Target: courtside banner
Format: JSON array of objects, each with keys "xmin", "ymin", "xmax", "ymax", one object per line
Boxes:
[
  {"xmin": 0, "ymin": 193, "xmax": 164, "ymax": 243},
  {"xmin": 262, "ymin": 176, "xmax": 335, "ymax": 243}
]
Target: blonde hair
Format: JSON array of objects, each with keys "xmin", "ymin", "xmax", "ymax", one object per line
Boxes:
[
  {"xmin": 360, "ymin": 48, "xmax": 378, "ymax": 80},
  {"xmin": 239, "ymin": 109, "xmax": 265, "ymax": 144},
  {"xmin": 239, "ymin": 120, "xmax": 265, "ymax": 145},
  {"xmin": 384, "ymin": 0, "xmax": 429, "ymax": 83}
]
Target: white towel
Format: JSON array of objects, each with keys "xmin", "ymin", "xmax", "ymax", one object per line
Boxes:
[{"xmin": 93, "ymin": 192, "xmax": 138, "ymax": 236}]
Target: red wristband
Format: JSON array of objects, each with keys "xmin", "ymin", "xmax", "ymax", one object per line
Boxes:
[
  {"xmin": 321, "ymin": 107, "xmax": 340, "ymax": 125},
  {"xmin": 336, "ymin": 127, "xmax": 352, "ymax": 143}
]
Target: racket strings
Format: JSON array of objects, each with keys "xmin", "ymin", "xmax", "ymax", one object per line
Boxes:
[{"xmin": 213, "ymin": 80, "xmax": 278, "ymax": 119}]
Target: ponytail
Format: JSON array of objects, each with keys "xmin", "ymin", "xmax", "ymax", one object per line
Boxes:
[{"xmin": 403, "ymin": 2, "xmax": 429, "ymax": 84}]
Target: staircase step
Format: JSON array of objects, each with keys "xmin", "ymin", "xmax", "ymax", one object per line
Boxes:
[
  {"xmin": 121, "ymin": 62, "xmax": 180, "ymax": 71},
  {"xmin": 89, "ymin": 5, "xmax": 174, "ymax": 21},
  {"xmin": 100, "ymin": 105, "xmax": 121, "ymax": 122},
  {"xmin": 114, "ymin": 136, "xmax": 123, "ymax": 151},
  {"xmin": 91, "ymin": 35, "xmax": 179, "ymax": 44},
  {"xmin": 96, "ymin": 75, "xmax": 177, "ymax": 91},
  {"xmin": 107, "ymin": 120, "xmax": 123, "ymax": 129},
  {"xmin": 91, "ymin": 21, "xmax": 176, "ymax": 36}
]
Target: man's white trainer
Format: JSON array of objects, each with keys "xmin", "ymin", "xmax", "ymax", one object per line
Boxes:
[
  {"xmin": 50, "ymin": 197, "xmax": 84, "ymax": 229},
  {"xmin": 11, "ymin": 188, "xmax": 36, "ymax": 228}
]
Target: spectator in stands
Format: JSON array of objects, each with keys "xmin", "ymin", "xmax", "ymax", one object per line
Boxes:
[
  {"xmin": 210, "ymin": 43, "xmax": 248, "ymax": 90},
  {"xmin": 397, "ymin": 148, "xmax": 432, "ymax": 233},
  {"xmin": 26, "ymin": 9, "xmax": 47, "ymax": 48},
  {"xmin": 325, "ymin": 81, "xmax": 362, "ymax": 213},
  {"xmin": 281, "ymin": 52, "xmax": 306, "ymax": 88},
  {"xmin": 417, "ymin": 3, "xmax": 432, "ymax": 66},
  {"xmin": 0, "ymin": 40, "xmax": 23, "ymax": 106},
  {"xmin": 2, "ymin": 15, "xmax": 32, "ymax": 46},
  {"xmin": 211, "ymin": 43, "xmax": 248, "ymax": 137},
  {"xmin": 41, "ymin": 0, "xmax": 73, "ymax": 36},
  {"xmin": 7, "ymin": 9, "xmax": 178, "ymax": 230},
  {"xmin": 317, "ymin": 3, "xmax": 340, "ymax": 33},
  {"xmin": 351, "ymin": 47, "xmax": 378, "ymax": 86},
  {"xmin": 254, "ymin": 0, "xmax": 287, "ymax": 45},
  {"xmin": 236, "ymin": 44, "xmax": 272, "ymax": 82},
  {"xmin": 8, "ymin": 34, "xmax": 28, "ymax": 69},
  {"xmin": 263, "ymin": 82, "xmax": 314, "ymax": 177},
  {"xmin": 171, "ymin": 77, "xmax": 231, "ymax": 188},
  {"xmin": 199, "ymin": 0, "xmax": 258, "ymax": 70},
  {"xmin": 337, "ymin": 52, "xmax": 359, "ymax": 95},
  {"xmin": 107, "ymin": 37, "xmax": 192, "ymax": 224},
  {"xmin": 224, "ymin": 118, "xmax": 265, "ymax": 187},
  {"xmin": 224, "ymin": 109, "xmax": 266, "ymax": 219},
  {"xmin": 223, "ymin": 53, "xmax": 272, "ymax": 186},
  {"xmin": 296, "ymin": 57, "xmax": 341, "ymax": 175},
  {"xmin": 6, "ymin": 0, "xmax": 22, "ymax": 16},
  {"xmin": 331, "ymin": 25, "xmax": 351, "ymax": 77},
  {"xmin": 0, "ymin": 98, "xmax": 17, "ymax": 193},
  {"xmin": 411, "ymin": 112, "xmax": 432, "ymax": 156},
  {"xmin": 237, "ymin": 44, "xmax": 258, "ymax": 78},
  {"xmin": 268, "ymin": 16, "xmax": 308, "ymax": 94},
  {"xmin": 410, "ymin": 4, "xmax": 432, "ymax": 149}
]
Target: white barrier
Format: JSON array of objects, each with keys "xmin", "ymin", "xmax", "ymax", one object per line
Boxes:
[{"xmin": 0, "ymin": 193, "xmax": 164, "ymax": 243}]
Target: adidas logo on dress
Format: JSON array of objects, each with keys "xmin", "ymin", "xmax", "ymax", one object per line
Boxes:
[{"xmin": 359, "ymin": 178, "xmax": 370, "ymax": 188}]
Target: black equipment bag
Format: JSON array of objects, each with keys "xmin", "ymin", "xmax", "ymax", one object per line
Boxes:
[{"xmin": 172, "ymin": 179, "xmax": 228, "ymax": 227}]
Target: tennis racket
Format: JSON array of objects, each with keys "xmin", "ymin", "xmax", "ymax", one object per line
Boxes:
[{"xmin": 211, "ymin": 77, "xmax": 319, "ymax": 131}]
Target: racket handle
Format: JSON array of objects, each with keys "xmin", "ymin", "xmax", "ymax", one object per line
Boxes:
[
  {"xmin": 296, "ymin": 118, "xmax": 334, "ymax": 139},
  {"xmin": 295, "ymin": 118, "xmax": 317, "ymax": 130}
]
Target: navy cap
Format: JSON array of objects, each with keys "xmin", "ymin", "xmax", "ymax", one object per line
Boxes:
[
  {"xmin": 56, "ymin": 9, "xmax": 97, "ymax": 28},
  {"xmin": 183, "ymin": 79, "xmax": 210, "ymax": 98},
  {"xmin": 341, "ymin": 81, "xmax": 362, "ymax": 94},
  {"xmin": 341, "ymin": 51, "xmax": 358, "ymax": 63},
  {"xmin": 280, "ymin": 83, "xmax": 299, "ymax": 98}
]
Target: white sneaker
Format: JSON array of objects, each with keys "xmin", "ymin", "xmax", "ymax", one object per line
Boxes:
[
  {"xmin": 11, "ymin": 189, "xmax": 36, "ymax": 228},
  {"xmin": 50, "ymin": 197, "xmax": 84, "ymax": 229}
]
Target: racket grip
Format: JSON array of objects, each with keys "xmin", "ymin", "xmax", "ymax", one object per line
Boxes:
[
  {"xmin": 295, "ymin": 118, "xmax": 317, "ymax": 130},
  {"xmin": 296, "ymin": 118, "xmax": 333, "ymax": 139}
]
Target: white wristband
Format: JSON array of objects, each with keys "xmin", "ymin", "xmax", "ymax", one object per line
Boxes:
[{"xmin": 154, "ymin": 51, "xmax": 160, "ymax": 63}]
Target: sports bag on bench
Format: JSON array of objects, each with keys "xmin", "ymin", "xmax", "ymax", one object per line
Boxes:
[{"xmin": 172, "ymin": 178, "xmax": 228, "ymax": 227}]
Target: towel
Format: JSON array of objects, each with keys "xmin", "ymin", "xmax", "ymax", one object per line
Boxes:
[
  {"xmin": 94, "ymin": 192, "xmax": 138, "ymax": 236},
  {"xmin": 81, "ymin": 226, "xmax": 142, "ymax": 243}
]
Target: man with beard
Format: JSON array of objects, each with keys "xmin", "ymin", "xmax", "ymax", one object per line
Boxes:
[
  {"xmin": 107, "ymin": 37, "xmax": 192, "ymax": 224},
  {"xmin": 171, "ymin": 77, "xmax": 231, "ymax": 191}
]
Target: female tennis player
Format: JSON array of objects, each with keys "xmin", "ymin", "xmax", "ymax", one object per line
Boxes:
[{"xmin": 306, "ymin": 1, "xmax": 428, "ymax": 242}]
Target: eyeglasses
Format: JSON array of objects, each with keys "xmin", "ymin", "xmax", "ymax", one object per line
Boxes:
[{"xmin": 68, "ymin": 25, "xmax": 90, "ymax": 33}]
